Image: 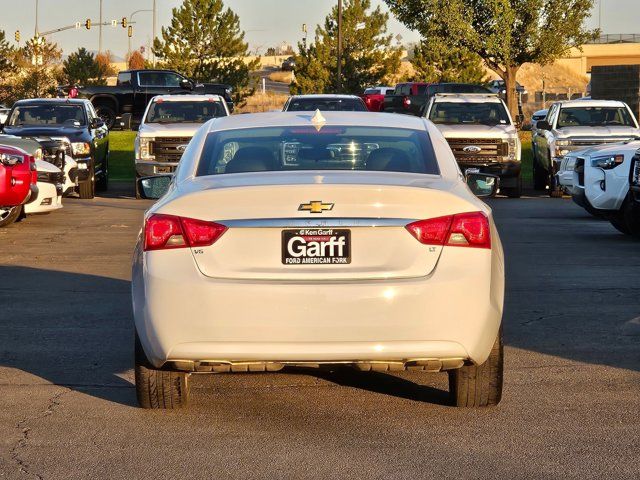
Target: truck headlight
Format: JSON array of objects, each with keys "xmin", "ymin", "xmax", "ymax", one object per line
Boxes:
[
  {"xmin": 71, "ymin": 142, "xmax": 91, "ymax": 156},
  {"xmin": 592, "ymin": 154, "xmax": 624, "ymax": 170},
  {"xmin": 139, "ymin": 137, "xmax": 155, "ymax": 160},
  {"xmin": 555, "ymin": 139, "xmax": 571, "ymax": 157}
]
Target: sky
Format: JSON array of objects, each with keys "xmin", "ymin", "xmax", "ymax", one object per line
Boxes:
[{"xmin": 0, "ymin": 0, "xmax": 637, "ymax": 59}]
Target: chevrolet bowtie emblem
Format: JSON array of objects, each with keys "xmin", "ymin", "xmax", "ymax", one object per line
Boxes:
[{"xmin": 298, "ymin": 201, "xmax": 334, "ymax": 214}]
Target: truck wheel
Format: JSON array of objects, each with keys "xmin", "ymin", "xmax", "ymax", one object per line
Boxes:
[
  {"xmin": 533, "ymin": 159, "xmax": 548, "ymax": 191},
  {"xmin": 135, "ymin": 173, "xmax": 142, "ymax": 199},
  {"xmin": 608, "ymin": 210, "xmax": 631, "ymax": 235},
  {"xmin": 548, "ymin": 154, "xmax": 562, "ymax": 197},
  {"xmin": 135, "ymin": 331, "xmax": 190, "ymax": 409},
  {"xmin": 95, "ymin": 105, "xmax": 116, "ymax": 130},
  {"xmin": 96, "ymin": 152, "xmax": 108, "ymax": 192},
  {"xmin": 78, "ymin": 163, "xmax": 95, "ymax": 199},
  {"xmin": 449, "ymin": 327, "xmax": 503, "ymax": 407},
  {"xmin": 503, "ymin": 176, "xmax": 522, "ymax": 198},
  {"xmin": 0, "ymin": 206, "xmax": 22, "ymax": 228}
]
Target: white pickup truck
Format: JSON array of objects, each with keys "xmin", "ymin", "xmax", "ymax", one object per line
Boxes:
[
  {"xmin": 134, "ymin": 94, "xmax": 229, "ymax": 197},
  {"xmin": 424, "ymin": 93, "xmax": 522, "ymax": 197},
  {"xmin": 533, "ymin": 99, "xmax": 640, "ymax": 194}
]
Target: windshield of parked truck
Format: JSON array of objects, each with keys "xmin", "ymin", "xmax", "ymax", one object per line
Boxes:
[
  {"xmin": 556, "ymin": 107, "xmax": 636, "ymax": 128},
  {"xmin": 428, "ymin": 101, "xmax": 510, "ymax": 126},
  {"xmin": 8, "ymin": 105, "xmax": 87, "ymax": 127},
  {"xmin": 145, "ymin": 100, "xmax": 227, "ymax": 124}
]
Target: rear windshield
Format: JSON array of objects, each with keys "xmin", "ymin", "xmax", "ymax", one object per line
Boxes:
[
  {"xmin": 196, "ymin": 126, "xmax": 439, "ymax": 176},
  {"xmin": 145, "ymin": 100, "xmax": 227, "ymax": 124},
  {"xmin": 285, "ymin": 98, "xmax": 367, "ymax": 112},
  {"xmin": 428, "ymin": 101, "xmax": 510, "ymax": 126},
  {"xmin": 556, "ymin": 107, "xmax": 635, "ymax": 128},
  {"xmin": 8, "ymin": 105, "xmax": 86, "ymax": 127},
  {"xmin": 364, "ymin": 88, "xmax": 380, "ymax": 95}
]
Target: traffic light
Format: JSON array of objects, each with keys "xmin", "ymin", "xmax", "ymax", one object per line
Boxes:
[
  {"xmin": 121, "ymin": 17, "xmax": 128, "ymax": 28},
  {"xmin": 85, "ymin": 19, "xmax": 91, "ymax": 30},
  {"xmin": 14, "ymin": 30, "xmax": 20, "ymax": 42},
  {"xmin": 127, "ymin": 26, "xmax": 133, "ymax": 38}
]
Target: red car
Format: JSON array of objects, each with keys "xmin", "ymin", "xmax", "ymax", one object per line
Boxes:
[
  {"xmin": 0, "ymin": 145, "xmax": 37, "ymax": 227},
  {"xmin": 360, "ymin": 86, "xmax": 394, "ymax": 112}
]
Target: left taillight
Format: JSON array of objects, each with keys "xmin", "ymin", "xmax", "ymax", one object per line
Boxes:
[
  {"xmin": 144, "ymin": 214, "xmax": 227, "ymax": 251},
  {"xmin": 406, "ymin": 211, "xmax": 491, "ymax": 249}
]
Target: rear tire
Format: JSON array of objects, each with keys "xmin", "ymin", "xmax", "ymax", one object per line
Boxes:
[
  {"xmin": 95, "ymin": 104, "xmax": 117, "ymax": 130},
  {"xmin": 449, "ymin": 328, "xmax": 503, "ymax": 407},
  {"xmin": 135, "ymin": 332, "xmax": 190, "ymax": 409},
  {"xmin": 0, "ymin": 206, "xmax": 22, "ymax": 228},
  {"xmin": 533, "ymin": 159, "xmax": 548, "ymax": 191}
]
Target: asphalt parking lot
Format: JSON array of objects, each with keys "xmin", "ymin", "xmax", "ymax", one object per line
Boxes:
[{"xmin": 0, "ymin": 186, "xmax": 638, "ymax": 479}]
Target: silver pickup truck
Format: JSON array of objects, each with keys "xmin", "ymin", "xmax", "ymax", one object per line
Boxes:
[{"xmin": 533, "ymin": 99, "xmax": 640, "ymax": 194}]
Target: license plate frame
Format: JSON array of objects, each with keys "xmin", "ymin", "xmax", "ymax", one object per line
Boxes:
[{"xmin": 281, "ymin": 228, "xmax": 351, "ymax": 265}]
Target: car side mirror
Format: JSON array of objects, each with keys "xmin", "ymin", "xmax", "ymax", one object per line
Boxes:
[
  {"xmin": 537, "ymin": 120, "xmax": 551, "ymax": 131},
  {"xmin": 136, "ymin": 175, "xmax": 173, "ymax": 200},
  {"xmin": 466, "ymin": 173, "xmax": 499, "ymax": 198},
  {"xmin": 180, "ymin": 79, "xmax": 193, "ymax": 90},
  {"xmin": 90, "ymin": 118, "xmax": 105, "ymax": 129}
]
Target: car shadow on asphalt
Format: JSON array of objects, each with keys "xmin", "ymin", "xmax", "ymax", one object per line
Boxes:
[
  {"xmin": 298, "ymin": 367, "xmax": 452, "ymax": 406},
  {"xmin": 0, "ymin": 266, "xmax": 138, "ymax": 407}
]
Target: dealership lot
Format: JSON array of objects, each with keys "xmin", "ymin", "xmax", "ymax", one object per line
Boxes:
[{"xmin": 0, "ymin": 187, "xmax": 638, "ymax": 479}]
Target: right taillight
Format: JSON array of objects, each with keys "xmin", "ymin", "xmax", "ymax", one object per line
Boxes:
[
  {"xmin": 406, "ymin": 212, "xmax": 491, "ymax": 249},
  {"xmin": 144, "ymin": 214, "xmax": 227, "ymax": 251}
]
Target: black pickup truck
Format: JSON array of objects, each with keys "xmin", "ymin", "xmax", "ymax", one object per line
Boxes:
[
  {"xmin": 60, "ymin": 70, "xmax": 234, "ymax": 129},
  {"xmin": 383, "ymin": 82, "xmax": 492, "ymax": 116}
]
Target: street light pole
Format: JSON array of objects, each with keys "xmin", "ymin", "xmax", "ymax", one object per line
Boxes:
[
  {"xmin": 99, "ymin": 0, "xmax": 103, "ymax": 54},
  {"xmin": 35, "ymin": 0, "xmax": 39, "ymax": 36},
  {"xmin": 152, "ymin": 0, "xmax": 157, "ymax": 67},
  {"xmin": 337, "ymin": 0, "xmax": 342, "ymax": 93},
  {"xmin": 128, "ymin": 9, "xmax": 152, "ymax": 58}
]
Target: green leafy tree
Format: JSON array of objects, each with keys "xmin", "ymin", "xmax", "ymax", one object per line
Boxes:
[
  {"xmin": 410, "ymin": 40, "xmax": 486, "ymax": 84},
  {"xmin": 292, "ymin": 0, "xmax": 403, "ymax": 94},
  {"xmin": 384, "ymin": 0, "xmax": 598, "ymax": 116},
  {"xmin": 63, "ymin": 48, "xmax": 101, "ymax": 85},
  {"xmin": 153, "ymin": 0, "xmax": 259, "ymax": 103}
]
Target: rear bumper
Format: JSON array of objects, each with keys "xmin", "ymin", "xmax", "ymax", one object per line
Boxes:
[{"xmin": 132, "ymin": 241, "xmax": 504, "ymax": 369}]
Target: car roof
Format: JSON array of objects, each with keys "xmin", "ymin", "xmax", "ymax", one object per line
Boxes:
[
  {"xmin": 151, "ymin": 94, "xmax": 224, "ymax": 102},
  {"xmin": 432, "ymin": 93, "xmax": 502, "ymax": 103},
  {"xmin": 207, "ymin": 111, "xmax": 428, "ymax": 132},
  {"xmin": 557, "ymin": 99, "xmax": 628, "ymax": 108},
  {"xmin": 533, "ymin": 109, "xmax": 548, "ymax": 115},
  {"xmin": 288, "ymin": 94, "xmax": 363, "ymax": 100},
  {"xmin": 13, "ymin": 98, "xmax": 89, "ymax": 106}
]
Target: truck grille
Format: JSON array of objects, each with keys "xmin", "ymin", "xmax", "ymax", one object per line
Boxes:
[
  {"xmin": 37, "ymin": 171, "xmax": 64, "ymax": 185},
  {"xmin": 575, "ymin": 157, "xmax": 585, "ymax": 186},
  {"xmin": 632, "ymin": 154, "xmax": 640, "ymax": 186},
  {"xmin": 36, "ymin": 138, "xmax": 71, "ymax": 170},
  {"xmin": 445, "ymin": 138, "xmax": 508, "ymax": 164},
  {"xmin": 150, "ymin": 137, "xmax": 192, "ymax": 163}
]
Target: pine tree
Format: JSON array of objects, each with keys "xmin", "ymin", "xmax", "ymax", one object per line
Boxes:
[
  {"xmin": 292, "ymin": 0, "xmax": 403, "ymax": 94},
  {"xmin": 153, "ymin": 0, "xmax": 259, "ymax": 102},
  {"xmin": 410, "ymin": 40, "xmax": 486, "ymax": 84},
  {"xmin": 63, "ymin": 48, "xmax": 101, "ymax": 85},
  {"xmin": 0, "ymin": 30, "xmax": 17, "ymax": 104}
]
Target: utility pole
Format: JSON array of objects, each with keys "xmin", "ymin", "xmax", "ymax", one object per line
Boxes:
[
  {"xmin": 99, "ymin": 0, "xmax": 103, "ymax": 54},
  {"xmin": 35, "ymin": 0, "xmax": 39, "ymax": 36},
  {"xmin": 152, "ymin": 0, "xmax": 157, "ymax": 67},
  {"xmin": 128, "ymin": 9, "xmax": 152, "ymax": 59},
  {"xmin": 337, "ymin": 0, "xmax": 342, "ymax": 93}
]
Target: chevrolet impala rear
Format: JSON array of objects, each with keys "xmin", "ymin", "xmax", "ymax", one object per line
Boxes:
[{"xmin": 132, "ymin": 111, "xmax": 505, "ymax": 409}]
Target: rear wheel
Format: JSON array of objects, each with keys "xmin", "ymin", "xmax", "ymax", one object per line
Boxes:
[
  {"xmin": 135, "ymin": 332, "xmax": 190, "ymax": 409},
  {"xmin": 0, "ymin": 206, "xmax": 22, "ymax": 228},
  {"xmin": 449, "ymin": 328, "xmax": 503, "ymax": 407},
  {"xmin": 95, "ymin": 104, "xmax": 116, "ymax": 130}
]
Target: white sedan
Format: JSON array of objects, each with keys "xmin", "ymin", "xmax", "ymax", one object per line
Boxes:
[{"xmin": 132, "ymin": 111, "xmax": 505, "ymax": 409}]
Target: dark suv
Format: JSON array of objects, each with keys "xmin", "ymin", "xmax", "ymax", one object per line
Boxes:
[{"xmin": 2, "ymin": 99, "xmax": 109, "ymax": 199}]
